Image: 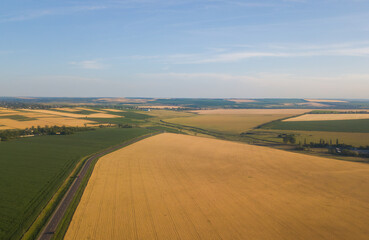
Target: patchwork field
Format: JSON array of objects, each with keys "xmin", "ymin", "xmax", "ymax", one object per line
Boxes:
[
  {"xmin": 0, "ymin": 108, "xmax": 128, "ymax": 130},
  {"xmin": 65, "ymin": 133, "xmax": 369, "ymax": 240},
  {"xmin": 192, "ymin": 109, "xmax": 312, "ymax": 115},
  {"xmin": 284, "ymin": 113, "xmax": 369, "ymax": 121},
  {"xmin": 167, "ymin": 114, "xmax": 295, "ymax": 134},
  {"xmin": 0, "ymin": 128, "xmax": 152, "ymax": 240}
]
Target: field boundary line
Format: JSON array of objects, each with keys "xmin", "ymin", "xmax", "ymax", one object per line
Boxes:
[{"xmin": 36, "ymin": 131, "xmax": 160, "ymax": 240}]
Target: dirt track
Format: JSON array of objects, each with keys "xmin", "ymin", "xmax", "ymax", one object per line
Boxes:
[{"xmin": 37, "ymin": 133, "xmax": 157, "ymax": 240}]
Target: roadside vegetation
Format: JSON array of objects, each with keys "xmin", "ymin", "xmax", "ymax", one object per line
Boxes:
[{"xmin": 0, "ymin": 127, "xmax": 153, "ymax": 240}]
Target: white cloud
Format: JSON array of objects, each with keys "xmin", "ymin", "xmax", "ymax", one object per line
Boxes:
[
  {"xmin": 126, "ymin": 41, "xmax": 369, "ymax": 64},
  {"xmin": 0, "ymin": 5, "xmax": 107, "ymax": 23},
  {"xmin": 69, "ymin": 60, "xmax": 106, "ymax": 70}
]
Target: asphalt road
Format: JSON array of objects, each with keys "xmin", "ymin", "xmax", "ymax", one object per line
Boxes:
[{"xmin": 37, "ymin": 133, "xmax": 157, "ymax": 240}]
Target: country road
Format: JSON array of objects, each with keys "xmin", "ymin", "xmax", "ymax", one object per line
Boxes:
[{"xmin": 37, "ymin": 132, "xmax": 158, "ymax": 240}]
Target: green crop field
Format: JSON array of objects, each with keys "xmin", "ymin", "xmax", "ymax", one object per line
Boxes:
[
  {"xmin": 261, "ymin": 119, "xmax": 369, "ymax": 133},
  {"xmin": 0, "ymin": 115, "xmax": 37, "ymax": 121},
  {"xmin": 251, "ymin": 129, "xmax": 369, "ymax": 147},
  {"xmin": 0, "ymin": 127, "xmax": 153, "ymax": 240}
]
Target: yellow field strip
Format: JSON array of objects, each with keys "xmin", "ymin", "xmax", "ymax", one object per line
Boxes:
[
  {"xmin": 21, "ymin": 109, "xmax": 121, "ymax": 118},
  {"xmin": 192, "ymin": 109, "xmax": 313, "ymax": 115},
  {"xmin": 51, "ymin": 108, "xmax": 81, "ymax": 112},
  {"xmin": 65, "ymin": 133, "xmax": 369, "ymax": 240},
  {"xmin": 284, "ymin": 113, "xmax": 369, "ymax": 121},
  {"xmin": 102, "ymin": 109, "xmax": 125, "ymax": 112},
  {"xmin": 0, "ymin": 118, "xmax": 94, "ymax": 129}
]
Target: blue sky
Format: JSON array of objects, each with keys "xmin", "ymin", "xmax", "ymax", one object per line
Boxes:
[{"xmin": 1, "ymin": 0, "xmax": 369, "ymax": 98}]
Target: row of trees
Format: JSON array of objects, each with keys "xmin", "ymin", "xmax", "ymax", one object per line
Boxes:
[
  {"xmin": 277, "ymin": 134, "xmax": 369, "ymax": 158},
  {"xmin": 0, "ymin": 125, "xmax": 95, "ymax": 141}
]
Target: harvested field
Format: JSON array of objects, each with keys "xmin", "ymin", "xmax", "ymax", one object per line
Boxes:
[
  {"xmin": 144, "ymin": 110, "xmax": 195, "ymax": 119},
  {"xmin": 0, "ymin": 117, "xmax": 94, "ymax": 129},
  {"xmin": 284, "ymin": 114, "xmax": 369, "ymax": 121},
  {"xmin": 192, "ymin": 109, "xmax": 312, "ymax": 115},
  {"xmin": 22, "ymin": 109, "xmax": 121, "ymax": 119},
  {"xmin": 167, "ymin": 114, "xmax": 295, "ymax": 134},
  {"xmin": 65, "ymin": 133, "xmax": 369, "ymax": 240}
]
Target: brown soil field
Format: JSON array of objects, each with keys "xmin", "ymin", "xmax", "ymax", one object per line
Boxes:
[
  {"xmin": 192, "ymin": 109, "xmax": 312, "ymax": 115},
  {"xmin": 65, "ymin": 133, "xmax": 369, "ymax": 240},
  {"xmin": 284, "ymin": 114, "xmax": 369, "ymax": 121}
]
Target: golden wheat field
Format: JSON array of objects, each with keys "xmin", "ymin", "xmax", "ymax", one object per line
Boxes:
[
  {"xmin": 284, "ymin": 113, "xmax": 369, "ymax": 121},
  {"xmin": 65, "ymin": 133, "xmax": 369, "ymax": 240},
  {"xmin": 192, "ymin": 109, "xmax": 312, "ymax": 115},
  {"xmin": 167, "ymin": 114, "xmax": 295, "ymax": 133},
  {"xmin": 22, "ymin": 109, "xmax": 121, "ymax": 118},
  {"xmin": 0, "ymin": 108, "xmax": 110, "ymax": 129}
]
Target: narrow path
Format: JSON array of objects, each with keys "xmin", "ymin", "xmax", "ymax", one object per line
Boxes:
[{"xmin": 38, "ymin": 132, "xmax": 158, "ymax": 240}]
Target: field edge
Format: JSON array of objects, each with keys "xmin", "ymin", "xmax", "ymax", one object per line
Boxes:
[{"xmin": 46, "ymin": 132, "xmax": 161, "ymax": 240}]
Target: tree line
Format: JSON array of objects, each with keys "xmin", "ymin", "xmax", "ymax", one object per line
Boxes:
[
  {"xmin": 278, "ymin": 134, "xmax": 369, "ymax": 158},
  {"xmin": 0, "ymin": 125, "xmax": 95, "ymax": 141}
]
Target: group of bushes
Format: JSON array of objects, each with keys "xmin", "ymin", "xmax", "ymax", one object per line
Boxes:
[{"xmin": 275, "ymin": 134, "xmax": 369, "ymax": 158}]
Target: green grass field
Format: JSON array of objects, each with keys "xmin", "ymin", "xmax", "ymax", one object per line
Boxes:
[
  {"xmin": 250, "ymin": 129, "xmax": 369, "ymax": 147},
  {"xmin": 0, "ymin": 127, "xmax": 153, "ymax": 240},
  {"xmin": 261, "ymin": 119, "xmax": 369, "ymax": 133}
]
